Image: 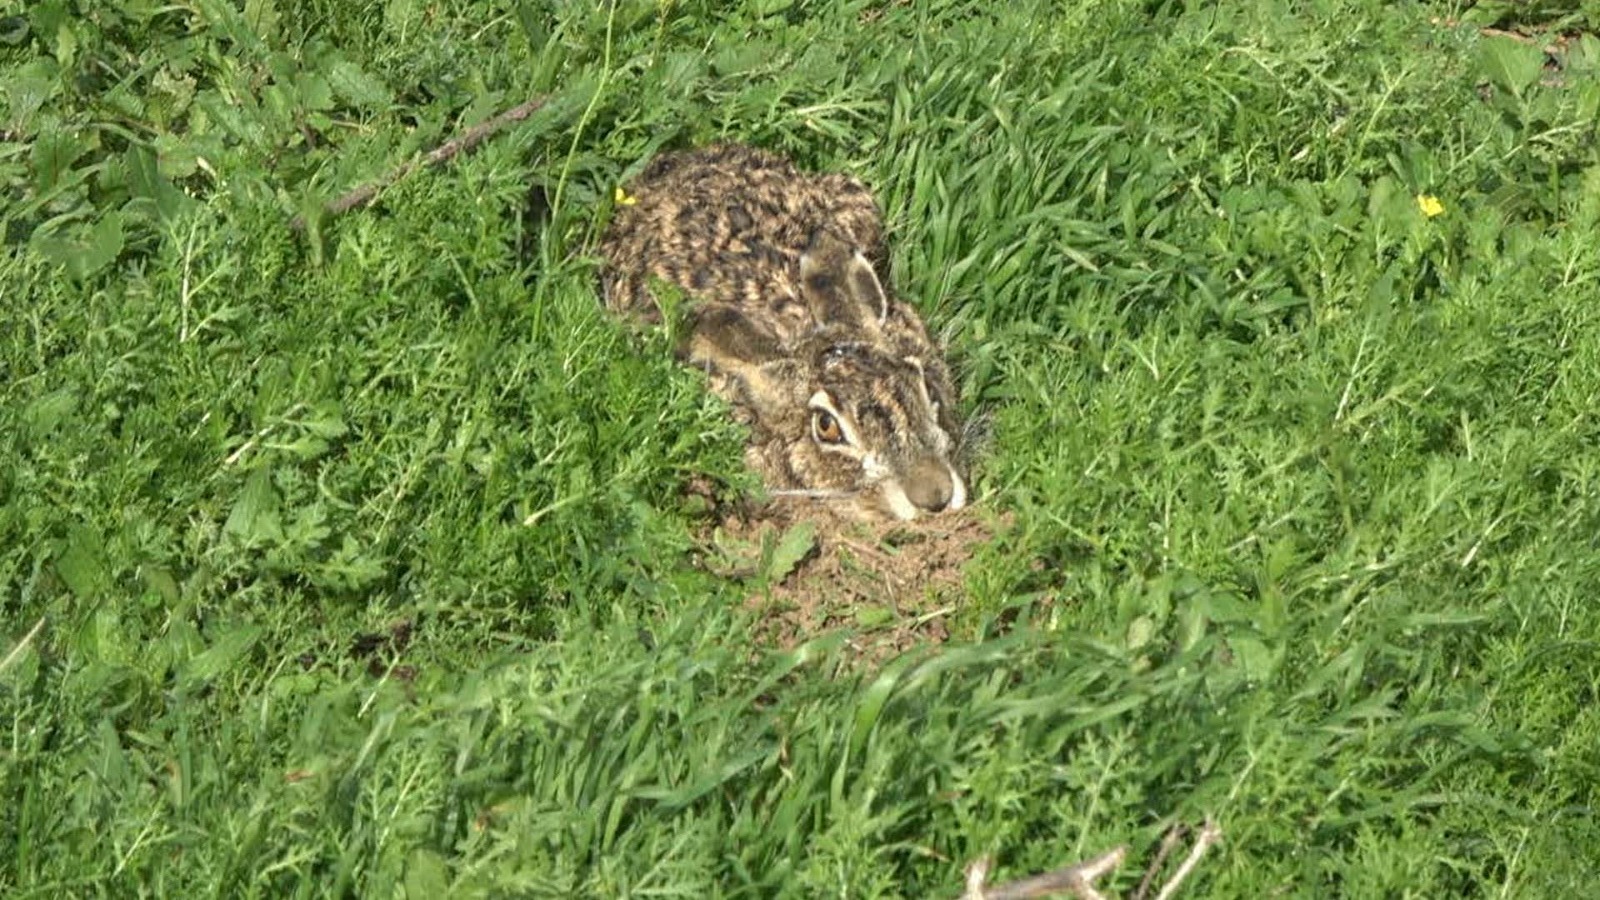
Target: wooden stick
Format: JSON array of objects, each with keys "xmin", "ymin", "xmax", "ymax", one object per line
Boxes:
[
  {"xmin": 961, "ymin": 817, "xmax": 1222, "ymax": 900},
  {"xmin": 290, "ymin": 95, "xmax": 550, "ymax": 231},
  {"xmin": 1153, "ymin": 818, "xmax": 1221, "ymax": 900},
  {"xmin": 1132, "ymin": 824, "xmax": 1187, "ymax": 900},
  {"xmin": 963, "ymin": 847, "xmax": 1128, "ymax": 900},
  {"xmin": 0, "ymin": 616, "xmax": 46, "ymax": 675}
]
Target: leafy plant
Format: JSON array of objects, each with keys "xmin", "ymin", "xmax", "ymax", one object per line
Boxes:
[{"xmin": 3, "ymin": 0, "xmax": 1599, "ymax": 896}]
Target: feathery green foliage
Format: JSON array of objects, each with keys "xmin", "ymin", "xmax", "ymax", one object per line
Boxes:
[{"xmin": 4, "ymin": 0, "xmax": 1599, "ymax": 896}]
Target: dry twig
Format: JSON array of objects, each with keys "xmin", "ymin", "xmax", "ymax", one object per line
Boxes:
[
  {"xmin": 1154, "ymin": 818, "xmax": 1221, "ymax": 900},
  {"xmin": 959, "ymin": 817, "xmax": 1221, "ymax": 900},
  {"xmin": 0, "ymin": 616, "xmax": 47, "ymax": 675},
  {"xmin": 1131, "ymin": 823, "xmax": 1188, "ymax": 900},
  {"xmin": 290, "ymin": 95, "xmax": 550, "ymax": 231},
  {"xmin": 963, "ymin": 847, "xmax": 1127, "ymax": 900}
]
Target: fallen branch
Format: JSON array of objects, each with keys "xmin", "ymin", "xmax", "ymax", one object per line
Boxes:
[
  {"xmin": 290, "ymin": 95, "xmax": 550, "ymax": 231},
  {"xmin": 0, "ymin": 616, "xmax": 47, "ymax": 675},
  {"xmin": 1131, "ymin": 824, "xmax": 1187, "ymax": 900},
  {"xmin": 1153, "ymin": 818, "xmax": 1221, "ymax": 900},
  {"xmin": 963, "ymin": 847, "xmax": 1127, "ymax": 900},
  {"xmin": 959, "ymin": 817, "xmax": 1221, "ymax": 900}
]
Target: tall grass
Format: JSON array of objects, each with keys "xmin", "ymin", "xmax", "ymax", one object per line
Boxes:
[{"xmin": 3, "ymin": 0, "xmax": 1599, "ymax": 895}]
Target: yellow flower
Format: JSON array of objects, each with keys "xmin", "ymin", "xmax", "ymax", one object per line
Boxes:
[
  {"xmin": 614, "ymin": 186, "xmax": 637, "ymax": 207},
  {"xmin": 1416, "ymin": 194, "xmax": 1445, "ymax": 218}
]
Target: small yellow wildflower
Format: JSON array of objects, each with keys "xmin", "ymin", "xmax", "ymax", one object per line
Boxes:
[
  {"xmin": 614, "ymin": 186, "xmax": 637, "ymax": 207},
  {"xmin": 1416, "ymin": 194, "xmax": 1445, "ymax": 218}
]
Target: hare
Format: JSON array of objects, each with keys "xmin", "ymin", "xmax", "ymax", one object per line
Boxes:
[{"xmin": 599, "ymin": 144, "xmax": 967, "ymax": 521}]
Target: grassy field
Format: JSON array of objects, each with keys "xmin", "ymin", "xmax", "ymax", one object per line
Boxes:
[{"xmin": 4, "ymin": 0, "xmax": 1600, "ymax": 896}]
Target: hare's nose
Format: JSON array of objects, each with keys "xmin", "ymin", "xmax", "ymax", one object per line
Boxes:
[{"xmin": 904, "ymin": 459, "xmax": 955, "ymax": 513}]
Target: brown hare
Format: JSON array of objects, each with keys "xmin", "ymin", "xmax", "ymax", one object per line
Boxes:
[{"xmin": 599, "ymin": 144, "xmax": 967, "ymax": 521}]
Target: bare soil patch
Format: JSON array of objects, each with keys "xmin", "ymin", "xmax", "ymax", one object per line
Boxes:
[{"xmin": 692, "ymin": 492, "xmax": 1007, "ymax": 665}]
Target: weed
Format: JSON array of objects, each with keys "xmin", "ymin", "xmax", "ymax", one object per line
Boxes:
[{"xmin": 3, "ymin": 0, "xmax": 1599, "ymax": 896}]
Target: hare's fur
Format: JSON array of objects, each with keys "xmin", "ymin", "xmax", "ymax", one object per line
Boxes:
[{"xmin": 599, "ymin": 144, "xmax": 966, "ymax": 520}]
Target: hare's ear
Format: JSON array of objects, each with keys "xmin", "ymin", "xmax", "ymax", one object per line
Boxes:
[
  {"xmin": 686, "ymin": 302, "xmax": 784, "ymax": 369},
  {"xmin": 843, "ymin": 252, "xmax": 889, "ymax": 326},
  {"xmin": 685, "ymin": 303, "xmax": 799, "ymax": 414},
  {"xmin": 800, "ymin": 232, "xmax": 887, "ymax": 330}
]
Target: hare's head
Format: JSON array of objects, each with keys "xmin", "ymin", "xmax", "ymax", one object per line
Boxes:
[{"xmin": 686, "ymin": 234, "xmax": 967, "ymax": 520}]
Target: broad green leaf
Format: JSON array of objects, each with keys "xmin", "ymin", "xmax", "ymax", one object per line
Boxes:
[
  {"xmin": 302, "ymin": 405, "xmax": 348, "ymax": 438},
  {"xmin": 4, "ymin": 58, "xmax": 59, "ymax": 126},
  {"xmin": 29, "ymin": 127, "xmax": 86, "ymax": 192},
  {"xmin": 763, "ymin": 520, "xmax": 817, "ymax": 582},
  {"xmin": 401, "ymin": 849, "xmax": 449, "ymax": 899},
  {"xmin": 327, "ymin": 59, "xmax": 393, "ymax": 110},
  {"xmin": 23, "ymin": 388, "xmax": 76, "ymax": 438},
  {"xmin": 153, "ymin": 133, "xmax": 201, "ymax": 179},
  {"xmin": 178, "ymin": 624, "xmax": 263, "ymax": 687},
  {"xmin": 125, "ymin": 145, "xmax": 192, "ymax": 223},
  {"xmin": 509, "ymin": 0, "xmax": 547, "ymax": 49},
  {"xmin": 1476, "ymin": 34, "xmax": 1544, "ymax": 96},
  {"xmin": 140, "ymin": 567, "xmax": 181, "ymax": 605},
  {"xmin": 296, "ymin": 72, "xmax": 334, "ymax": 112},
  {"xmin": 225, "ymin": 468, "xmax": 283, "ymax": 543},
  {"xmin": 81, "ymin": 212, "xmax": 126, "ymax": 276},
  {"xmin": 49, "ymin": 19, "xmax": 77, "ymax": 70},
  {"xmin": 1228, "ymin": 634, "xmax": 1281, "ymax": 682},
  {"xmin": 56, "ymin": 526, "xmax": 107, "ymax": 599},
  {"xmin": 242, "ymin": 0, "xmax": 280, "ymax": 41},
  {"xmin": 854, "ymin": 605, "xmax": 893, "ymax": 628}
]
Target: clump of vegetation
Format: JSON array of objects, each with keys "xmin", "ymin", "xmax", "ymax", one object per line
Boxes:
[{"xmin": 3, "ymin": 1, "xmax": 1599, "ymax": 895}]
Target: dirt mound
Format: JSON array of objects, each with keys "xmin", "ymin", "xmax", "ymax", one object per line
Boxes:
[{"xmin": 693, "ymin": 494, "xmax": 1004, "ymax": 665}]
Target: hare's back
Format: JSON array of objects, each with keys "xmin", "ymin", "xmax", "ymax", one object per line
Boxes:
[{"xmin": 600, "ymin": 145, "xmax": 884, "ymax": 319}]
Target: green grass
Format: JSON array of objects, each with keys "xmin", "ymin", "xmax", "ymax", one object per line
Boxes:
[{"xmin": 4, "ymin": 0, "xmax": 1600, "ymax": 896}]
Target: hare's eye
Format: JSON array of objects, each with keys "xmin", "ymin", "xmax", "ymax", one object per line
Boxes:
[{"xmin": 812, "ymin": 410, "xmax": 846, "ymax": 445}]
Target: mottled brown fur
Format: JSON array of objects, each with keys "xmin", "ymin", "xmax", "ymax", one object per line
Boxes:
[
  {"xmin": 601, "ymin": 144, "xmax": 885, "ymax": 324},
  {"xmin": 599, "ymin": 144, "xmax": 967, "ymax": 520}
]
